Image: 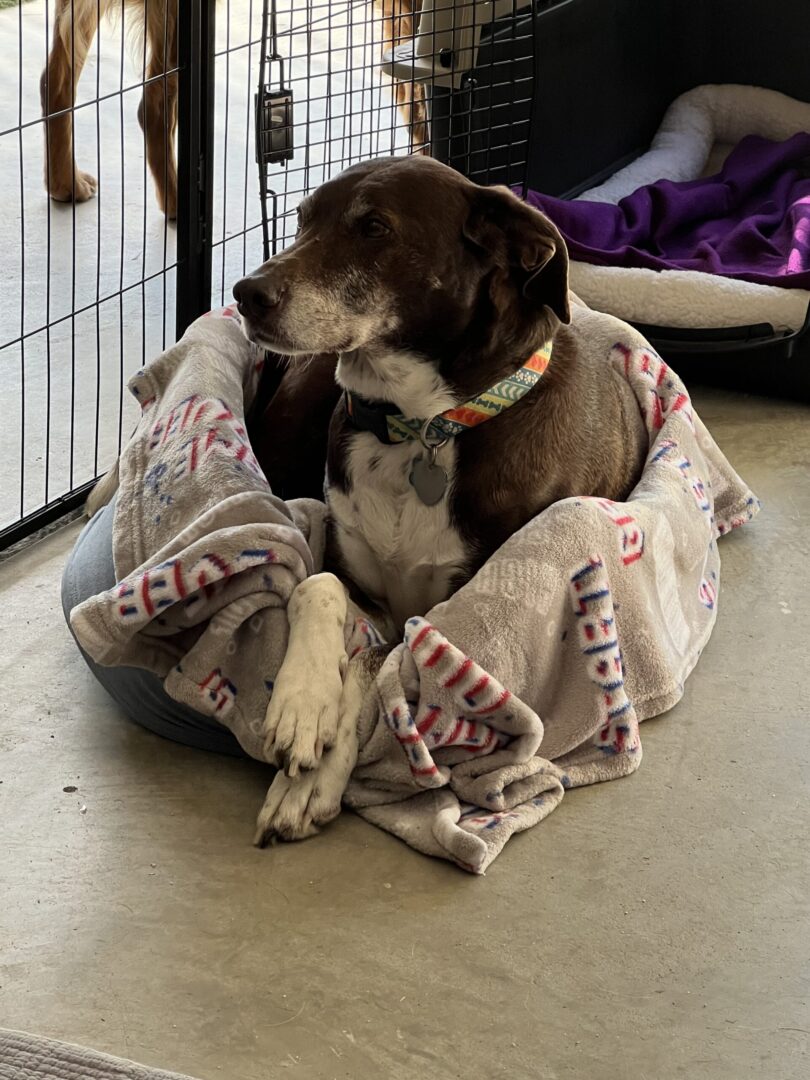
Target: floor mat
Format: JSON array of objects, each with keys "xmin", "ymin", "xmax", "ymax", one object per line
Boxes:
[{"xmin": 0, "ymin": 1029, "xmax": 202, "ymax": 1080}]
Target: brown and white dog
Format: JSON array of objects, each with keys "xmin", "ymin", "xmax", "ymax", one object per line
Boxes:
[
  {"xmin": 39, "ymin": 0, "xmax": 425, "ymax": 216},
  {"xmin": 234, "ymin": 155, "xmax": 646, "ymax": 844}
]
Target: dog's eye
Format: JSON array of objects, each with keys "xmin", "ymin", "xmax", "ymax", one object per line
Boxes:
[
  {"xmin": 361, "ymin": 217, "xmax": 390, "ymax": 238},
  {"xmin": 295, "ymin": 211, "xmax": 303, "ymax": 236}
]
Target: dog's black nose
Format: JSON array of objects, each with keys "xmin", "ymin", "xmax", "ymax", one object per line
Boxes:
[{"xmin": 233, "ymin": 275, "xmax": 284, "ymax": 317}]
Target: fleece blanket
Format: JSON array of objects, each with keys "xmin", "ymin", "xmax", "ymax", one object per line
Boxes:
[
  {"xmin": 70, "ymin": 308, "xmax": 758, "ymax": 874},
  {"xmin": 0, "ymin": 1028, "xmax": 200, "ymax": 1080},
  {"xmin": 533, "ymin": 84, "xmax": 810, "ymax": 332}
]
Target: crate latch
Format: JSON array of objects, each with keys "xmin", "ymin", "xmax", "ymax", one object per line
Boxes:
[{"xmin": 255, "ymin": 86, "xmax": 294, "ymax": 165}]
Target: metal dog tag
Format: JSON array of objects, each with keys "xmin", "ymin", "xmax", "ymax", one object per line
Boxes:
[{"xmin": 409, "ymin": 453, "xmax": 448, "ymax": 506}]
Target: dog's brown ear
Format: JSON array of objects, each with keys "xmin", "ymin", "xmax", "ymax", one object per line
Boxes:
[{"xmin": 463, "ymin": 185, "xmax": 571, "ymax": 324}]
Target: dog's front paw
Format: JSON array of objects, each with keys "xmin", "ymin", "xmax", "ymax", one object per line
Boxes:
[
  {"xmin": 262, "ymin": 572, "xmax": 348, "ymax": 778},
  {"xmin": 254, "ymin": 737, "xmax": 354, "ymax": 846},
  {"xmin": 253, "ymin": 647, "xmax": 377, "ymax": 848},
  {"xmin": 262, "ymin": 662, "xmax": 344, "ymax": 777},
  {"xmin": 49, "ymin": 169, "xmax": 98, "ymax": 203}
]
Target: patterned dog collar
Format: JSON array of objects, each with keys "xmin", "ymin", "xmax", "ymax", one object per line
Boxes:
[{"xmin": 345, "ymin": 341, "xmax": 553, "ymax": 445}]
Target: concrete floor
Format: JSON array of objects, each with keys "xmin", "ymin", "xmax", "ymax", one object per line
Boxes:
[{"xmin": 1, "ymin": 386, "xmax": 808, "ymax": 1079}]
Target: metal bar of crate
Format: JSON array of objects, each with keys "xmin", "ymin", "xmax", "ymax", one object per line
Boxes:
[{"xmin": 176, "ymin": 0, "xmax": 217, "ymax": 337}]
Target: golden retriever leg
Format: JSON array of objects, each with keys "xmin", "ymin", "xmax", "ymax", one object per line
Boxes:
[
  {"xmin": 396, "ymin": 78, "xmax": 429, "ymax": 154},
  {"xmin": 378, "ymin": 0, "xmax": 416, "ymax": 51},
  {"xmin": 40, "ymin": 0, "xmax": 100, "ymax": 203},
  {"xmin": 138, "ymin": 5, "xmax": 178, "ymax": 219},
  {"xmin": 376, "ymin": 0, "xmax": 428, "ymax": 154}
]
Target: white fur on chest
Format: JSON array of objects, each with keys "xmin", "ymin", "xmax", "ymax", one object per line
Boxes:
[{"xmin": 328, "ymin": 432, "xmax": 468, "ymax": 628}]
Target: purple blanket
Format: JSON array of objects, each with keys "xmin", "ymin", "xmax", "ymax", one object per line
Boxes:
[{"xmin": 522, "ymin": 133, "xmax": 810, "ymax": 289}]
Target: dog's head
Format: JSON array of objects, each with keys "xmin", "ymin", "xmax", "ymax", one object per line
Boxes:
[{"xmin": 234, "ymin": 156, "xmax": 569, "ymax": 404}]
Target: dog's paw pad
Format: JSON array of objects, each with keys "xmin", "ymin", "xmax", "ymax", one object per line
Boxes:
[{"xmin": 49, "ymin": 170, "xmax": 98, "ymax": 203}]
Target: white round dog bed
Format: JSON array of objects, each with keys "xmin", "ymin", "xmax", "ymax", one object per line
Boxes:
[{"xmin": 567, "ymin": 84, "xmax": 810, "ymax": 334}]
